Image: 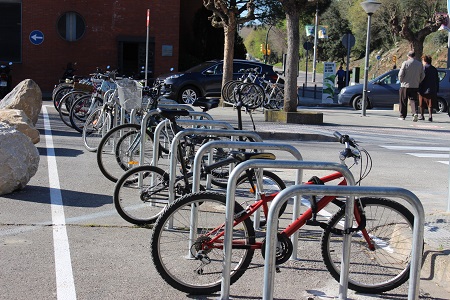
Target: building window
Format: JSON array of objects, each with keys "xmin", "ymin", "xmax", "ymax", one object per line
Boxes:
[
  {"xmin": 0, "ymin": 1, "xmax": 21, "ymax": 62},
  {"xmin": 57, "ymin": 12, "xmax": 85, "ymax": 41}
]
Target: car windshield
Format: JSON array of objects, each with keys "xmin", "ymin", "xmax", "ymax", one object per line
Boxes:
[
  {"xmin": 185, "ymin": 61, "xmax": 217, "ymax": 73},
  {"xmin": 370, "ymin": 70, "xmax": 399, "ymax": 84}
]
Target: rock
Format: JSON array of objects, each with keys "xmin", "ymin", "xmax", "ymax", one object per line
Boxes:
[
  {"xmin": 0, "ymin": 79, "xmax": 42, "ymax": 125},
  {"xmin": 0, "ymin": 122, "xmax": 40, "ymax": 195},
  {"xmin": 0, "ymin": 109, "xmax": 40, "ymax": 144}
]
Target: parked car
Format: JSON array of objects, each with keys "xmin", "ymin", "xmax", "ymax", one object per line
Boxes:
[
  {"xmin": 155, "ymin": 59, "xmax": 279, "ymax": 104},
  {"xmin": 338, "ymin": 68, "xmax": 450, "ymax": 113}
]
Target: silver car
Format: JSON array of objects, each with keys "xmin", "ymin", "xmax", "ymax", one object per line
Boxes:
[{"xmin": 338, "ymin": 69, "xmax": 449, "ymax": 112}]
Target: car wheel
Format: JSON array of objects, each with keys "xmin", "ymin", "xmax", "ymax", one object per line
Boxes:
[
  {"xmin": 352, "ymin": 96, "xmax": 361, "ymax": 110},
  {"xmin": 178, "ymin": 86, "xmax": 200, "ymax": 104},
  {"xmin": 436, "ymin": 97, "xmax": 448, "ymax": 113}
]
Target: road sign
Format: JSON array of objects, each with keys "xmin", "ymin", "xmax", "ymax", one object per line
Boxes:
[
  {"xmin": 303, "ymin": 41, "xmax": 313, "ymax": 51},
  {"xmin": 29, "ymin": 30, "xmax": 44, "ymax": 45},
  {"xmin": 376, "ymin": 55, "xmax": 381, "ymax": 60},
  {"xmin": 341, "ymin": 33, "xmax": 355, "ymax": 49}
]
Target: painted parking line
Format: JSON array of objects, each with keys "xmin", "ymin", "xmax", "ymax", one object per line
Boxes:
[{"xmin": 42, "ymin": 106, "xmax": 77, "ymax": 300}]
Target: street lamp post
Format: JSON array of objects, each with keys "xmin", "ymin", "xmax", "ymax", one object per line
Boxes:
[
  {"xmin": 360, "ymin": 0, "xmax": 381, "ymax": 116},
  {"xmin": 312, "ymin": 0, "xmax": 319, "ymax": 82}
]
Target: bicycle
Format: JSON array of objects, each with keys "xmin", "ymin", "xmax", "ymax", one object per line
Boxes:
[
  {"xmin": 112, "ymin": 107, "xmax": 287, "ymax": 225},
  {"xmin": 149, "ymin": 132, "xmax": 415, "ymax": 295}
]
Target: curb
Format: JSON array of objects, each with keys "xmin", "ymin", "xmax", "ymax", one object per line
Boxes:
[{"xmin": 256, "ymin": 131, "xmax": 335, "ymax": 142}]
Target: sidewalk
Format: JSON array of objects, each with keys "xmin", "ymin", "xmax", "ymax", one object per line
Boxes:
[{"xmin": 206, "ymin": 103, "xmax": 450, "ymax": 294}]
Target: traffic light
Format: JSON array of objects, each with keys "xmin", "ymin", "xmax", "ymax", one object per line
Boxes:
[
  {"xmin": 260, "ymin": 44, "xmax": 264, "ymax": 53},
  {"xmin": 393, "ymin": 55, "xmax": 397, "ymax": 64}
]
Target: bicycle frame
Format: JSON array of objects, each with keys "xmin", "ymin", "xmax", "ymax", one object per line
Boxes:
[{"xmin": 200, "ymin": 171, "xmax": 374, "ymax": 251}]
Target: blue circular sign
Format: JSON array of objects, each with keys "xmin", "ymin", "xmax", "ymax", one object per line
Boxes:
[
  {"xmin": 376, "ymin": 55, "xmax": 381, "ymax": 60},
  {"xmin": 29, "ymin": 30, "xmax": 44, "ymax": 45}
]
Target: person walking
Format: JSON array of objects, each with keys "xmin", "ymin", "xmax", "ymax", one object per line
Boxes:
[
  {"xmin": 418, "ymin": 55, "xmax": 439, "ymax": 122},
  {"xmin": 336, "ymin": 64, "xmax": 346, "ymax": 91},
  {"xmin": 398, "ymin": 51, "xmax": 425, "ymax": 121}
]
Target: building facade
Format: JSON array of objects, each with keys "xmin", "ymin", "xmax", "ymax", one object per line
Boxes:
[{"xmin": 0, "ymin": 0, "xmax": 184, "ymax": 93}]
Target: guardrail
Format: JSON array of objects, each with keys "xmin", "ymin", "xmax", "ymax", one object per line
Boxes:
[{"xmin": 264, "ymin": 185, "xmax": 424, "ymax": 300}]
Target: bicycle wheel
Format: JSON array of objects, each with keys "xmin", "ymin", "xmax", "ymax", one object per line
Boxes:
[
  {"xmin": 58, "ymin": 91, "xmax": 88, "ymax": 128},
  {"xmin": 151, "ymin": 191, "xmax": 255, "ymax": 295},
  {"xmin": 268, "ymin": 85, "xmax": 284, "ymax": 109},
  {"xmin": 70, "ymin": 95, "xmax": 103, "ymax": 133},
  {"xmin": 235, "ymin": 170, "xmax": 287, "ymax": 217},
  {"xmin": 114, "ymin": 165, "xmax": 170, "ymax": 225},
  {"xmin": 96, "ymin": 123, "xmax": 154, "ymax": 182},
  {"xmin": 321, "ymin": 197, "xmax": 414, "ymax": 294},
  {"xmin": 237, "ymin": 83, "xmax": 265, "ymax": 109},
  {"xmin": 221, "ymin": 80, "xmax": 241, "ymax": 105},
  {"xmin": 82, "ymin": 106, "xmax": 112, "ymax": 152},
  {"xmin": 53, "ymin": 84, "xmax": 73, "ymax": 111}
]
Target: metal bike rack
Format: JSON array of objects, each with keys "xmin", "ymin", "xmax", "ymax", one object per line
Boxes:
[
  {"xmin": 220, "ymin": 160, "xmax": 356, "ymax": 300},
  {"xmin": 263, "ymin": 185, "xmax": 424, "ymax": 300},
  {"xmin": 137, "ymin": 106, "xmax": 202, "ymax": 168},
  {"xmin": 150, "ymin": 118, "xmax": 234, "ymax": 168},
  {"xmin": 191, "ymin": 141, "xmax": 303, "ymax": 232},
  {"xmin": 167, "ymin": 129, "xmax": 263, "ymax": 205}
]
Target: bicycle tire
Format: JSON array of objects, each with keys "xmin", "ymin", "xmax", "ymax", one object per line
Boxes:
[
  {"xmin": 53, "ymin": 85, "xmax": 73, "ymax": 111},
  {"xmin": 151, "ymin": 191, "xmax": 255, "ymax": 295},
  {"xmin": 320, "ymin": 197, "xmax": 414, "ymax": 294},
  {"xmin": 114, "ymin": 165, "xmax": 170, "ymax": 225},
  {"xmin": 235, "ymin": 83, "xmax": 265, "ymax": 109},
  {"xmin": 82, "ymin": 106, "xmax": 112, "ymax": 152},
  {"xmin": 96, "ymin": 123, "xmax": 154, "ymax": 182},
  {"xmin": 70, "ymin": 95, "xmax": 103, "ymax": 133},
  {"xmin": 221, "ymin": 80, "xmax": 241, "ymax": 105},
  {"xmin": 58, "ymin": 91, "xmax": 88, "ymax": 128}
]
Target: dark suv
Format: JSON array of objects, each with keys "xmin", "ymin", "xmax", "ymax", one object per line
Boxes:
[{"xmin": 155, "ymin": 59, "xmax": 279, "ymax": 104}]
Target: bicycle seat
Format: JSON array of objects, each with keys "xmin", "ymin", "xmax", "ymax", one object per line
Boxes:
[
  {"xmin": 192, "ymin": 97, "xmax": 220, "ymax": 111},
  {"xmin": 231, "ymin": 151, "xmax": 276, "ymax": 162},
  {"xmin": 156, "ymin": 108, "xmax": 190, "ymax": 120}
]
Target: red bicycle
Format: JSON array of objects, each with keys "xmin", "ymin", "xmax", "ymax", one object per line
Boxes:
[{"xmin": 150, "ymin": 132, "xmax": 414, "ymax": 295}]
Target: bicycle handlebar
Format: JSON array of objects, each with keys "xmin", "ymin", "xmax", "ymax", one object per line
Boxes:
[{"xmin": 333, "ymin": 131, "xmax": 360, "ymax": 161}]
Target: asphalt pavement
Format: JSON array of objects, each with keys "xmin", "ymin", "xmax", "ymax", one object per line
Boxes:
[{"xmin": 2, "ymin": 98, "xmax": 450, "ymax": 299}]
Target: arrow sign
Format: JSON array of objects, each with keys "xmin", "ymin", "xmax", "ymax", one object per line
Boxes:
[{"xmin": 29, "ymin": 30, "xmax": 44, "ymax": 45}]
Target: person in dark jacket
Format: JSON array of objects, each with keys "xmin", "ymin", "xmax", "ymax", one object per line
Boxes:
[{"xmin": 418, "ymin": 55, "xmax": 439, "ymax": 122}]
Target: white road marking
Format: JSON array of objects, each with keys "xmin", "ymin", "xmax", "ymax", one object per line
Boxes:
[
  {"xmin": 42, "ymin": 106, "xmax": 77, "ymax": 300},
  {"xmin": 381, "ymin": 145, "xmax": 450, "ymax": 165},
  {"xmin": 405, "ymin": 153, "xmax": 449, "ymax": 158}
]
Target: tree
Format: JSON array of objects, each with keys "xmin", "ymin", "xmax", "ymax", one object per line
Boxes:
[
  {"xmin": 320, "ymin": 1, "xmax": 351, "ymax": 63},
  {"xmin": 277, "ymin": 0, "xmax": 331, "ymax": 112},
  {"xmin": 389, "ymin": 0, "xmax": 447, "ymax": 59},
  {"xmin": 203, "ymin": 0, "xmax": 256, "ymax": 104}
]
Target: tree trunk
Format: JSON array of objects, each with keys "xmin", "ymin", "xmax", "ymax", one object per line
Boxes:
[
  {"xmin": 284, "ymin": 10, "xmax": 299, "ymax": 112},
  {"xmin": 221, "ymin": 13, "xmax": 237, "ymax": 106},
  {"xmin": 410, "ymin": 38, "xmax": 425, "ymax": 61}
]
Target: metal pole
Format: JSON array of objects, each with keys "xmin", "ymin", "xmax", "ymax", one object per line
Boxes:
[
  {"xmin": 362, "ymin": 13, "xmax": 372, "ymax": 116},
  {"xmin": 305, "ymin": 48, "xmax": 308, "ymax": 88},
  {"xmin": 145, "ymin": 9, "xmax": 150, "ymax": 87},
  {"xmin": 346, "ymin": 38, "xmax": 351, "ymax": 87},
  {"xmin": 447, "ymin": 31, "xmax": 450, "ymax": 69},
  {"xmin": 312, "ymin": 1, "xmax": 319, "ymax": 82}
]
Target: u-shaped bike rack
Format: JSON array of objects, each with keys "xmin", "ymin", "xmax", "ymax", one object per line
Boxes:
[
  {"xmin": 220, "ymin": 160, "xmax": 356, "ymax": 300},
  {"xmin": 264, "ymin": 184, "xmax": 424, "ymax": 300},
  {"xmin": 167, "ymin": 129, "xmax": 264, "ymax": 205},
  {"xmin": 192, "ymin": 140, "xmax": 303, "ymax": 233},
  {"xmin": 150, "ymin": 118, "xmax": 235, "ymax": 168}
]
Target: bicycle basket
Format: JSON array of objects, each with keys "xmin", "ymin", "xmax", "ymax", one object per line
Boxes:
[{"xmin": 116, "ymin": 79, "xmax": 143, "ymax": 111}]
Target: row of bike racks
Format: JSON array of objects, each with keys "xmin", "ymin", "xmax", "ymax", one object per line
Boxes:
[{"xmin": 128, "ymin": 107, "xmax": 424, "ymax": 300}]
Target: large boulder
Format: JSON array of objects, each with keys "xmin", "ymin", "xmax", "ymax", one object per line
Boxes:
[
  {"xmin": 0, "ymin": 122, "xmax": 40, "ymax": 195},
  {"xmin": 0, "ymin": 109, "xmax": 40, "ymax": 144},
  {"xmin": 0, "ymin": 79, "xmax": 42, "ymax": 125}
]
